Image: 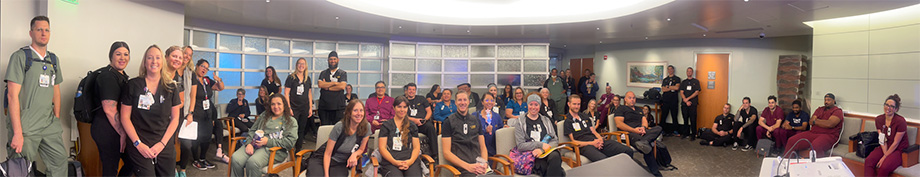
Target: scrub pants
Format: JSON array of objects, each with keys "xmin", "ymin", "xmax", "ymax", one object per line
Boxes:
[
  {"xmin": 756, "ymin": 126, "xmax": 783, "ymax": 147},
  {"xmin": 732, "ymin": 123, "xmax": 757, "ymax": 147},
  {"xmin": 532, "ymin": 151, "xmax": 564, "ymax": 176},
  {"xmin": 700, "ymin": 130, "xmax": 733, "ymax": 146},
  {"xmin": 318, "ymin": 109, "xmax": 344, "ymax": 125},
  {"xmin": 8, "ymin": 118, "xmax": 67, "ymax": 177},
  {"xmin": 661, "ymin": 93, "xmax": 680, "ymax": 133},
  {"xmin": 628, "ymin": 126, "xmax": 663, "ymax": 176},
  {"xmin": 578, "ymin": 139, "xmax": 634, "ymax": 162},
  {"xmin": 91, "ymin": 117, "xmax": 133, "ymax": 176},
  {"xmin": 784, "ymin": 131, "xmax": 837, "ymax": 157},
  {"xmin": 379, "ymin": 160, "xmax": 422, "ymax": 177},
  {"xmin": 126, "ymin": 139, "xmax": 176, "ymax": 177},
  {"xmin": 294, "ymin": 110, "xmax": 317, "ymax": 151},
  {"xmin": 773, "ymin": 129, "xmax": 800, "ymax": 150},
  {"xmin": 230, "ymin": 146, "xmax": 286, "ymax": 177},
  {"xmin": 305, "ymin": 156, "xmax": 349, "ymax": 177},
  {"xmin": 680, "ymin": 103, "xmax": 698, "ymax": 137},
  {"xmin": 864, "ymin": 147, "xmax": 903, "ymax": 176}
]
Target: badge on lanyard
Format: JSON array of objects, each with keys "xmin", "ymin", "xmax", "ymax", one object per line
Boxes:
[
  {"xmin": 879, "ymin": 127, "xmax": 887, "ymax": 145},
  {"xmin": 39, "ymin": 74, "xmax": 51, "ymax": 87},
  {"xmin": 573, "ymin": 122, "xmax": 582, "ymax": 131},
  {"xmin": 519, "ymin": 111, "xmax": 525, "ymax": 116},
  {"xmin": 410, "ymin": 108, "xmax": 418, "ymax": 117},
  {"xmin": 687, "ymin": 85, "xmax": 692, "ymax": 90},
  {"xmin": 297, "ymin": 84, "xmax": 305, "ymax": 95},
  {"xmin": 351, "ymin": 144, "xmax": 359, "ymax": 153},
  {"xmin": 492, "ymin": 107, "xmax": 499, "ymax": 114},
  {"xmin": 374, "ymin": 111, "xmax": 380, "ymax": 120},
  {"xmin": 203, "ymin": 100, "xmax": 211, "ymax": 110},
  {"xmin": 548, "ymin": 110, "xmax": 553, "ymax": 117},
  {"xmin": 138, "ymin": 90, "xmax": 154, "ymax": 110},
  {"xmin": 392, "ymin": 129, "xmax": 403, "ymax": 151}
]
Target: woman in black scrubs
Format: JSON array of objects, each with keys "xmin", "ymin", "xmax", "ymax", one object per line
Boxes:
[
  {"xmin": 91, "ymin": 41, "xmax": 131, "ymax": 177},
  {"xmin": 255, "ymin": 86, "xmax": 269, "ymax": 115},
  {"xmin": 189, "ymin": 59, "xmax": 225, "ymax": 170},
  {"xmin": 120, "ymin": 45, "xmax": 182, "ymax": 176},
  {"xmin": 225, "ymin": 88, "xmax": 253, "ymax": 132},
  {"xmin": 261, "ymin": 66, "xmax": 282, "ymax": 96},
  {"xmin": 345, "ymin": 84, "xmax": 359, "ymax": 103},
  {"xmin": 378, "ymin": 96, "xmax": 422, "ymax": 176},
  {"xmin": 425, "ymin": 84, "xmax": 441, "ymax": 105},
  {"xmin": 286, "ymin": 58, "xmax": 314, "ymax": 151}
]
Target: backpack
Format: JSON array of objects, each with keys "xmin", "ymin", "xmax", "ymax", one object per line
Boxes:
[
  {"xmin": 849, "ymin": 131, "xmax": 880, "ymax": 158},
  {"xmin": 509, "ymin": 147, "xmax": 536, "ymax": 175},
  {"xmin": 0, "ymin": 154, "xmax": 34, "ymax": 177},
  {"xmin": 655, "ymin": 143, "xmax": 673, "ymax": 167},
  {"xmin": 756, "ymin": 139, "xmax": 775, "ymax": 157},
  {"xmin": 4, "ymin": 46, "xmax": 58, "ymax": 116},
  {"xmin": 72, "ymin": 67, "xmax": 107, "ymax": 123}
]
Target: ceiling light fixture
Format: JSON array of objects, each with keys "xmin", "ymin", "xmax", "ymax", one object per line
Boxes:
[
  {"xmin": 596, "ymin": 27, "xmax": 600, "ymax": 30},
  {"xmin": 327, "ymin": 0, "xmax": 674, "ymax": 26},
  {"xmin": 599, "ymin": 41, "xmax": 603, "ymax": 44},
  {"xmin": 645, "ymin": 36, "xmax": 648, "ymax": 39},
  {"xmin": 703, "ymin": 34, "xmax": 707, "ymax": 37},
  {"xmin": 398, "ymin": 26, "xmax": 402, "ymax": 29},
  {"xmin": 667, "ymin": 18, "xmax": 671, "ymax": 21},
  {"xmin": 335, "ymin": 16, "xmax": 340, "ymax": 20}
]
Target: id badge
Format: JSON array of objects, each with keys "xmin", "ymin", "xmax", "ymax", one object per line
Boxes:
[
  {"xmin": 530, "ymin": 131, "xmax": 541, "ymax": 141},
  {"xmin": 410, "ymin": 108, "xmax": 418, "ymax": 117},
  {"xmin": 392, "ymin": 135, "xmax": 403, "ymax": 151},
  {"xmin": 203, "ymin": 99, "xmax": 211, "ymax": 110},
  {"xmin": 39, "ymin": 74, "xmax": 51, "ymax": 87},
  {"xmin": 878, "ymin": 132, "xmax": 886, "ymax": 145},
  {"xmin": 296, "ymin": 85, "xmax": 304, "ymax": 95},
  {"xmin": 573, "ymin": 122, "xmax": 582, "ymax": 131},
  {"xmin": 548, "ymin": 111, "xmax": 553, "ymax": 117},
  {"xmin": 519, "ymin": 111, "xmax": 525, "ymax": 116},
  {"xmin": 686, "ymin": 85, "xmax": 692, "ymax": 90},
  {"xmin": 374, "ymin": 115, "xmax": 380, "ymax": 120},
  {"xmin": 351, "ymin": 144, "xmax": 359, "ymax": 153},
  {"xmin": 330, "ymin": 77, "xmax": 338, "ymax": 83},
  {"xmin": 492, "ymin": 107, "xmax": 499, "ymax": 114},
  {"xmin": 138, "ymin": 92, "xmax": 154, "ymax": 110},
  {"xmin": 463, "ymin": 123, "xmax": 469, "ymax": 134}
]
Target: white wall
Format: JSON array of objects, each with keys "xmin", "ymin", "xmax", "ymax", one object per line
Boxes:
[
  {"xmin": 807, "ymin": 4, "xmax": 920, "ymax": 120},
  {"xmin": 0, "ymin": 0, "xmax": 185, "ymax": 159},
  {"xmin": 570, "ymin": 36, "xmax": 811, "ymax": 123}
]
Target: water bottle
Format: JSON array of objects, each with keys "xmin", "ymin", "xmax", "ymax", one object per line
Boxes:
[{"xmin": 541, "ymin": 134, "xmax": 552, "ymax": 143}]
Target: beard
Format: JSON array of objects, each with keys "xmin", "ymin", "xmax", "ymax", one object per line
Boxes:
[{"xmin": 329, "ymin": 63, "xmax": 338, "ymax": 70}]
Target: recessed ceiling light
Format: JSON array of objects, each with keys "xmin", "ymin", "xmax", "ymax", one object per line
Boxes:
[
  {"xmin": 744, "ymin": 0, "xmax": 749, "ymax": 2},
  {"xmin": 599, "ymin": 41, "xmax": 603, "ymax": 44},
  {"xmin": 667, "ymin": 18, "xmax": 671, "ymax": 21},
  {"xmin": 327, "ymin": 0, "xmax": 675, "ymax": 26},
  {"xmin": 266, "ymin": 0, "xmax": 270, "ymax": 2},
  {"xmin": 398, "ymin": 26, "xmax": 402, "ymax": 29},
  {"xmin": 467, "ymin": 30, "xmax": 470, "ymax": 33},
  {"xmin": 645, "ymin": 36, "xmax": 648, "ymax": 39},
  {"xmin": 564, "ymin": 45, "xmax": 567, "ymax": 48},
  {"xmin": 596, "ymin": 27, "xmax": 600, "ymax": 30},
  {"xmin": 335, "ymin": 16, "xmax": 340, "ymax": 20},
  {"xmin": 703, "ymin": 34, "xmax": 707, "ymax": 37}
]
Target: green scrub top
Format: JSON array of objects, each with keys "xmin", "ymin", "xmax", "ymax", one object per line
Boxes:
[{"xmin": 4, "ymin": 48, "xmax": 64, "ymax": 135}]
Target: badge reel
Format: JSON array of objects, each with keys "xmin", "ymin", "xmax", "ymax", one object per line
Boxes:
[{"xmin": 463, "ymin": 123, "xmax": 469, "ymax": 134}]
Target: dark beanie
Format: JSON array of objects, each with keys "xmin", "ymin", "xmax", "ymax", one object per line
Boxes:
[{"xmin": 328, "ymin": 51, "xmax": 338, "ymax": 58}]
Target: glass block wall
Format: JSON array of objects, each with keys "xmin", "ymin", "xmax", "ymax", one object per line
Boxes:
[
  {"xmin": 388, "ymin": 41, "xmax": 549, "ymax": 97},
  {"xmin": 184, "ymin": 28, "xmax": 386, "ymax": 115}
]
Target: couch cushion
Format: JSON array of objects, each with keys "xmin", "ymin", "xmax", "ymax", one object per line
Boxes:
[
  {"xmin": 839, "ymin": 118, "xmax": 863, "ymax": 146},
  {"xmin": 906, "ymin": 126, "xmax": 917, "ymax": 145},
  {"xmin": 893, "ymin": 163, "xmax": 920, "ymax": 177},
  {"xmin": 842, "ymin": 152, "xmax": 865, "ymax": 163},
  {"xmin": 831, "ymin": 146, "xmax": 849, "ymax": 156},
  {"xmin": 864, "ymin": 120, "xmax": 876, "ymax": 132}
]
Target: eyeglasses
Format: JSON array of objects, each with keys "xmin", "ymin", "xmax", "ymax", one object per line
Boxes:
[
  {"xmin": 483, "ymin": 99, "xmax": 494, "ymax": 103},
  {"xmin": 885, "ymin": 104, "xmax": 897, "ymax": 109},
  {"xmin": 375, "ymin": 86, "xmax": 386, "ymax": 89}
]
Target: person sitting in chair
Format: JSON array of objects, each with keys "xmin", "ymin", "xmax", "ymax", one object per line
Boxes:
[
  {"xmin": 512, "ymin": 94, "xmax": 564, "ymax": 176},
  {"xmin": 231, "ymin": 94, "xmax": 297, "ymax": 177},
  {"xmin": 614, "ymin": 91, "xmax": 663, "ymax": 176},
  {"xmin": 564, "ymin": 95, "xmax": 633, "ymax": 163}
]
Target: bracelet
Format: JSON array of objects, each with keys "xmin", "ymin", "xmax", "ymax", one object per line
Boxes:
[{"xmin": 158, "ymin": 141, "xmax": 166, "ymax": 146}]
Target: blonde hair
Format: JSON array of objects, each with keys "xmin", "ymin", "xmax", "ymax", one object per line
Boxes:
[
  {"xmin": 139, "ymin": 45, "xmax": 176, "ymax": 91},
  {"xmin": 164, "ymin": 46, "xmax": 184, "ymax": 78},
  {"xmin": 294, "ymin": 58, "xmax": 310, "ymax": 84}
]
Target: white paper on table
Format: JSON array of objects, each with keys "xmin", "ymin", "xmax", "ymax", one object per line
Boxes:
[{"xmin": 178, "ymin": 121, "xmax": 198, "ymax": 140}]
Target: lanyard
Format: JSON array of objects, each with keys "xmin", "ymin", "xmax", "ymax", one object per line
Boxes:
[
  {"xmin": 201, "ymin": 78, "xmax": 210, "ymax": 100},
  {"xmin": 377, "ymin": 97, "xmax": 383, "ymax": 105}
]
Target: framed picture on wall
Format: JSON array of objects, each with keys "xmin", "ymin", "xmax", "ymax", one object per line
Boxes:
[{"xmin": 626, "ymin": 61, "xmax": 667, "ymax": 88}]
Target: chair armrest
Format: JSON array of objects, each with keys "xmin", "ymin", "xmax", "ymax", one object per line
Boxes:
[
  {"xmin": 488, "ymin": 157, "xmax": 512, "ymax": 175},
  {"xmin": 848, "ymin": 140, "xmax": 857, "ymax": 153},
  {"xmin": 434, "ymin": 164, "xmax": 462, "ymax": 177},
  {"xmin": 293, "ymin": 149, "xmax": 314, "ymax": 177},
  {"xmin": 902, "ymin": 144, "xmax": 919, "ymax": 167},
  {"xmin": 559, "ymin": 142, "xmax": 582, "ymax": 167},
  {"xmin": 218, "ymin": 116, "xmax": 235, "ymax": 121},
  {"xmin": 267, "ymin": 147, "xmax": 283, "ymax": 171},
  {"xmin": 492, "ymin": 154, "xmax": 513, "ymax": 164},
  {"xmin": 420, "ymin": 154, "xmax": 436, "ymax": 176},
  {"xmin": 229, "ymin": 137, "xmax": 246, "ymax": 150},
  {"xmin": 371, "ymin": 157, "xmax": 379, "ymax": 167}
]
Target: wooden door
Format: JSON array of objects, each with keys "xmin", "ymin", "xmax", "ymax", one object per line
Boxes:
[
  {"xmin": 695, "ymin": 53, "xmax": 730, "ymax": 129},
  {"xmin": 581, "ymin": 58, "xmax": 595, "ymax": 76}
]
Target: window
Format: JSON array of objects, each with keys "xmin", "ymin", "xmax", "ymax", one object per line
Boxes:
[{"xmin": 185, "ymin": 29, "xmax": 386, "ymax": 115}]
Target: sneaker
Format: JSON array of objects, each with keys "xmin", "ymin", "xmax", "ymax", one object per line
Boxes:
[
  {"xmin": 178, "ymin": 171, "xmax": 186, "ymax": 177},
  {"xmin": 202, "ymin": 160, "xmax": 216, "ymax": 169},
  {"xmin": 742, "ymin": 145, "xmax": 753, "ymax": 152},
  {"xmin": 193, "ymin": 160, "xmax": 207, "ymax": 170},
  {"xmin": 699, "ymin": 141, "xmax": 709, "ymax": 146},
  {"xmin": 732, "ymin": 142, "xmax": 739, "ymax": 150},
  {"xmin": 635, "ymin": 142, "xmax": 653, "ymax": 154}
]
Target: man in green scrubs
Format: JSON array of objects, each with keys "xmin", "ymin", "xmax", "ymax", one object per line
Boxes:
[{"xmin": 4, "ymin": 16, "xmax": 67, "ymax": 177}]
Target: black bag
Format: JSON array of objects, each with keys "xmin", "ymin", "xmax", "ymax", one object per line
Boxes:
[
  {"xmin": 644, "ymin": 88, "xmax": 661, "ymax": 100},
  {"xmin": 0, "ymin": 154, "xmax": 34, "ymax": 177},
  {"xmin": 72, "ymin": 67, "xmax": 107, "ymax": 123},
  {"xmin": 756, "ymin": 139, "xmax": 775, "ymax": 157},
  {"xmin": 655, "ymin": 142, "xmax": 672, "ymax": 167},
  {"xmin": 67, "ymin": 160, "xmax": 84, "ymax": 177},
  {"xmin": 301, "ymin": 128, "xmax": 348, "ymax": 172},
  {"xmin": 849, "ymin": 131, "xmax": 880, "ymax": 158}
]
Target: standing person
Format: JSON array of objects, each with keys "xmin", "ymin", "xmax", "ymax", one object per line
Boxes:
[
  {"xmin": 190, "ymin": 59, "xmax": 225, "ymax": 170},
  {"xmin": 543, "ymin": 68, "xmax": 567, "ymax": 119},
  {"xmin": 458, "ymin": 83, "xmax": 480, "ymax": 112},
  {"xmin": 660, "ymin": 65, "xmax": 681, "ymax": 136},
  {"xmin": 477, "ymin": 93, "xmax": 504, "ymax": 156},
  {"xmin": 230, "ymin": 94, "xmax": 298, "ymax": 177},
  {"xmin": 318, "ymin": 51, "xmax": 348, "ymax": 125},
  {"xmin": 700, "ymin": 103, "xmax": 735, "ymax": 146},
  {"xmin": 225, "ymin": 89, "xmax": 253, "ymax": 132},
  {"xmin": 91, "ymin": 41, "xmax": 132, "ymax": 177},
  {"xmin": 441, "ymin": 91, "xmax": 490, "ymax": 176},
  {"xmin": 775, "ymin": 100, "xmax": 809, "ymax": 150},
  {"xmin": 565, "ymin": 95, "xmax": 634, "ymax": 163},
  {"xmin": 366, "ymin": 81, "xmax": 395, "ymax": 132},
  {"xmin": 4, "ymin": 16, "xmax": 67, "ymax": 177},
  {"xmin": 613, "ymin": 92, "xmax": 663, "ymax": 176},
  {"xmin": 577, "ymin": 69, "xmax": 590, "ymax": 96},
  {"xmin": 756, "ymin": 95, "xmax": 785, "ymax": 149},
  {"xmin": 512, "ymin": 93, "xmax": 564, "ymax": 176},
  {"xmin": 538, "ymin": 88, "xmax": 558, "ymax": 121},
  {"xmin": 285, "ymin": 58, "xmax": 315, "ymax": 151},
  {"xmin": 345, "ymin": 84, "xmax": 359, "ymax": 103},
  {"xmin": 426, "ymin": 84, "xmax": 441, "ymax": 105},
  {"xmin": 169, "ymin": 46, "xmax": 195, "ymax": 176},
  {"xmin": 120, "ymin": 45, "xmax": 182, "ymax": 176},
  {"xmin": 865, "ymin": 94, "xmax": 908, "ymax": 176},
  {"xmin": 261, "ymin": 66, "xmax": 282, "ymax": 96},
  {"xmin": 579, "ymin": 73, "xmax": 599, "ymax": 112},
  {"xmin": 785, "ymin": 93, "xmax": 843, "ymax": 157},
  {"xmin": 402, "ymin": 83, "xmax": 439, "ymax": 160},
  {"xmin": 433, "ymin": 89, "xmax": 457, "ymax": 122},
  {"xmin": 305, "ymin": 100, "xmax": 371, "ymax": 176},
  {"xmin": 378, "ymin": 96, "xmax": 423, "ymax": 176},
  {"xmin": 564, "ymin": 69, "xmax": 576, "ymax": 113},
  {"xmin": 254, "ymin": 86, "xmax": 269, "ymax": 115},
  {"xmin": 679, "ymin": 67, "xmax": 700, "ymax": 140},
  {"xmin": 732, "ymin": 97, "xmax": 758, "ymax": 151},
  {"xmin": 485, "ymin": 84, "xmax": 506, "ymax": 119},
  {"xmin": 500, "ymin": 85, "xmax": 513, "ymax": 104},
  {"xmin": 505, "ymin": 87, "xmax": 527, "ymax": 120}
]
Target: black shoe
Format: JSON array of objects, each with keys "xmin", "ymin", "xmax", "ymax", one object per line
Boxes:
[
  {"xmin": 202, "ymin": 160, "xmax": 216, "ymax": 169},
  {"xmin": 699, "ymin": 141, "xmax": 709, "ymax": 146},
  {"xmin": 689, "ymin": 135, "xmax": 696, "ymax": 141},
  {"xmin": 192, "ymin": 161, "xmax": 207, "ymax": 170}
]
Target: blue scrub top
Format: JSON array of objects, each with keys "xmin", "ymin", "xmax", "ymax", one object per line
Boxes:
[
  {"xmin": 506, "ymin": 99, "xmax": 528, "ymax": 117},
  {"xmin": 433, "ymin": 100, "xmax": 457, "ymax": 122}
]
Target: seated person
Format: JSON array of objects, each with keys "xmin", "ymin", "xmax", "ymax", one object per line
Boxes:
[
  {"xmin": 583, "ymin": 99, "xmax": 601, "ymax": 132},
  {"xmin": 643, "ymin": 105, "xmax": 656, "ymax": 127},
  {"xmin": 442, "ymin": 91, "xmax": 490, "ymax": 176},
  {"xmin": 512, "ymin": 94, "xmax": 564, "ymax": 176},
  {"xmin": 505, "ymin": 87, "xmax": 527, "ymax": 120},
  {"xmin": 614, "ymin": 91, "xmax": 663, "ymax": 176},
  {"xmin": 756, "ymin": 95, "xmax": 785, "ymax": 148},
  {"xmin": 565, "ymin": 95, "xmax": 634, "ymax": 163},
  {"xmin": 403, "ymin": 83, "xmax": 439, "ymax": 161},
  {"xmin": 305, "ymin": 100, "xmax": 372, "ymax": 176},
  {"xmin": 700, "ymin": 103, "xmax": 735, "ymax": 146},
  {"xmin": 785, "ymin": 93, "xmax": 843, "ymax": 157},
  {"xmin": 733, "ymin": 97, "xmax": 759, "ymax": 151},
  {"xmin": 477, "ymin": 93, "xmax": 504, "ymax": 156},
  {"xmin": 378, "ymin": 97, "xmax": 423, "ymax": 176},
  {"xmin": 433, "ymin": 89, "xmax": 457, "ymax": 122},
  {"xmin": 865, "ymin": 94, "xmax": 909, "ymax": 176},
  {"xmin": 231, "ymin": 95, "xmax": 297, "ymax": 177},
  {"xmin": 226, "ymin": 88, "xmax": 253, "ymax": 132},
  {"xmin": 776, "ymin": 100, "xmax": 809, "ymax": 150},
  {"xmin": 366, "ymin": 81, "xmax": 395, "ymax": 132}
]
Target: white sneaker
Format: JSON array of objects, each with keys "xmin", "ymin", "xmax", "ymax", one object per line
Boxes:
[{"xmin": 732, "ymin": 142, "xmax": 739, "ymax": 150}]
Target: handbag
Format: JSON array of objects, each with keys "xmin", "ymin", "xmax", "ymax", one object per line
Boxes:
[
  {"xmin": 756, "ymin": 139, "xmax": 775, "ymax": 157},
  {"xmin": 508, "ymin": 147, "xmax": 535, "ymax": 175},
  {"xmin": 0, "ymin": 154, "xmax": 34, "ymax": 177},
  {"xmin": 849, "ymin": 131, "xmax": 880, "ymax": 158}
]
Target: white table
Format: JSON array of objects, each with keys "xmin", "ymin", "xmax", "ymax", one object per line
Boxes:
[{"xmin": 759, "ymin": 156, "xmax": 854, "ymax": 177}]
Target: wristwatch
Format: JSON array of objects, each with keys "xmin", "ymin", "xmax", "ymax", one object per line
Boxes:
[{"xmin": 134, "ymin": 140, "xmax": 140, "ymax": 147}]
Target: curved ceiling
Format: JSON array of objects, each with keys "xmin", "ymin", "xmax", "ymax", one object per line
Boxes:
[{"xmin": 176, "ymin": 0, "xmax": 919, "ymax": 47}]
